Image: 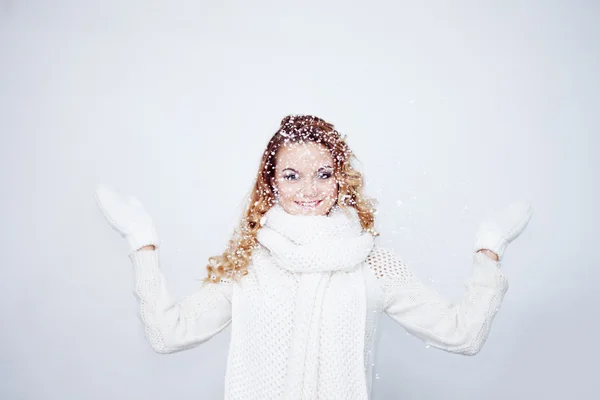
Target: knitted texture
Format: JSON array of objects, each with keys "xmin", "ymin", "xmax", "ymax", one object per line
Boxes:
[
  {"xmin": 228, "ymin": 204, "xmax": 374, "ymax": 400},
  {"xmin": 129, "ymin": 237, "xmax": 509, "ymax": 399},
  {"xmin": 368, "ymin": 247, "xmax": 509, "ymax": 355},
  {"xmin": 130, "ymin": 250, "xmax": 232, "ymax": 353}
]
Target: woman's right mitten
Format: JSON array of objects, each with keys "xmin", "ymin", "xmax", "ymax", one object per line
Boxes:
[{"xmin": 94, "ymin": 184, "xmax": 160, "ymax": 253}]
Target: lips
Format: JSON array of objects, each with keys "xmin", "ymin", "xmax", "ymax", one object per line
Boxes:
[{"xmin": 294, "ymin": 200, "xmax": 322, "ymax": 208}]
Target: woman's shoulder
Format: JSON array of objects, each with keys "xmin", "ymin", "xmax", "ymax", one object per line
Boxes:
[
  {"xmin": 367, "ymin": 246, "xmax": 403, "ymax": 272},
  {"xmin": 245, "ymin": 244, "xmax": 274, "ymax": 272},
  {"xmin": 366, "ymin": 246, "xmax": 414, "ymax": 286},
  {"xmin": 250, "ymin": 244, "xmax": 271, "ymax": 261}
]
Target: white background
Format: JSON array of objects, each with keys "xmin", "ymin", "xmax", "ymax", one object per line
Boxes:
[{"xmin": 1, "ymin": 0, "xmax": 598, "ymax": 399}]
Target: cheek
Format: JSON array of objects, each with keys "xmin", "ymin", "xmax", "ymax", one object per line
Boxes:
[
  {"xmin": 275, "ymin": 182, "xmax": 297, "ymax": 198},
  {"xmin": 318, "ymin": 180, "xmax": 338, "ymax": 198}
]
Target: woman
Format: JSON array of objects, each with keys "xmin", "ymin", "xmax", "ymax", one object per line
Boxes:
[{"xmin": 94, "ymin": 115, "xmax": 533, "ymax": 400}]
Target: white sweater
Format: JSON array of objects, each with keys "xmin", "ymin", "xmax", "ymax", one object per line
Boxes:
[{"xmin": 129, "ymin": 245, "xmax": 507, "ymax": 399}]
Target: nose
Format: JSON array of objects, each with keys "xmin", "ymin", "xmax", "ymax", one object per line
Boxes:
[{"xmin": 300, "ymin": 179, "xmax": 318, "ymax": 198}]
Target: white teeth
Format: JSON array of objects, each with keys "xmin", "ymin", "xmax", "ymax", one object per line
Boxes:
[{"xmin": 296, "ymin": 201, "xmax": 320, "ymax": 207}]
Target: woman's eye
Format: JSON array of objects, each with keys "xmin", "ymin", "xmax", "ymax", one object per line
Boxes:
[
  {"xmin": 318, "ymin": 172, "xmax": 332, "ymax": 179},
  {"xmin": 283, "ymin": 174, "xmax": 299, "ymax": 181}
]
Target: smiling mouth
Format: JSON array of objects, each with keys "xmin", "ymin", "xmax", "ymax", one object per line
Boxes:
[{"xmin": 294, "ymin": 200, "xmax": 322, "ymax": 208}]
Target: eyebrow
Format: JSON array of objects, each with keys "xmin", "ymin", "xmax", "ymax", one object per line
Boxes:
[{"xmin": 281, "ymin": 165, "xmax": 333, "ymax": 174}]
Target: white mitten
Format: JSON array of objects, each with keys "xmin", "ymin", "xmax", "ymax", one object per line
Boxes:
[
  {"xmin": 473, "ymin": 202, "xmax": 533, "ymax": 260},
  {"xmin": 94, "ymin": 184, "xmax": 160, "ymax": 253}
]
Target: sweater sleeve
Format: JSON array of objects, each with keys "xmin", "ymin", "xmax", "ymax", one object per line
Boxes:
[
  {"xmin": 129, "ymin": 250, "xmax": 233, "ymax": 354},
  {"xmin": 367, "ymin": 247, "xmax": 509, "ymax": 356}
]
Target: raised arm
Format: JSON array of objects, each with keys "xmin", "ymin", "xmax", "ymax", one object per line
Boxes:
[
  {"xmin": 130, "ymin": 248, "xmax": 232, "ymax": 353},
  {"xmin": 94, "ymin": 184, "xmax": 232, "ymax": 354},
  {"xmin": 368, "ymin": 247, "xmax": 507, "ymax": 355},
  {"xmin": 370, "ymin": 202, "xmax": 533, "ymax": 355}
]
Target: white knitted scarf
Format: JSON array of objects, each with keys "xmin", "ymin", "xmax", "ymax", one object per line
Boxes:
[{"xmin": 256, "ymin": 204, "xmax": 374, "ymax": 399}]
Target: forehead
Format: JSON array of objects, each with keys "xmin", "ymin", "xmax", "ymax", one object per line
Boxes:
[{"xmin": 275, "ymin": 142, "xmax": 333, "ymax": 170}]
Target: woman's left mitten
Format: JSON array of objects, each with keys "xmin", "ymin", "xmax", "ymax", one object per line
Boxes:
[
  {"xmin": 473, "ymin": 202, "xmax": 533, "ymax": 260},
  {"xmin": 94, "ymin": 184, "xmax": 160, "ymax": 253}
]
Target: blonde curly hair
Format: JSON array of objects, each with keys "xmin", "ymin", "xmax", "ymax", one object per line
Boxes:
[{"xmin": 203, "ymin": 115, "xmax": 378, "ymax": 284}]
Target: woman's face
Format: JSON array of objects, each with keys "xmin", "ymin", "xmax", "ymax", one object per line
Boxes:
[{"xmin": 273, "ymin": 142, "xmax": 338, "ymax": 216}]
